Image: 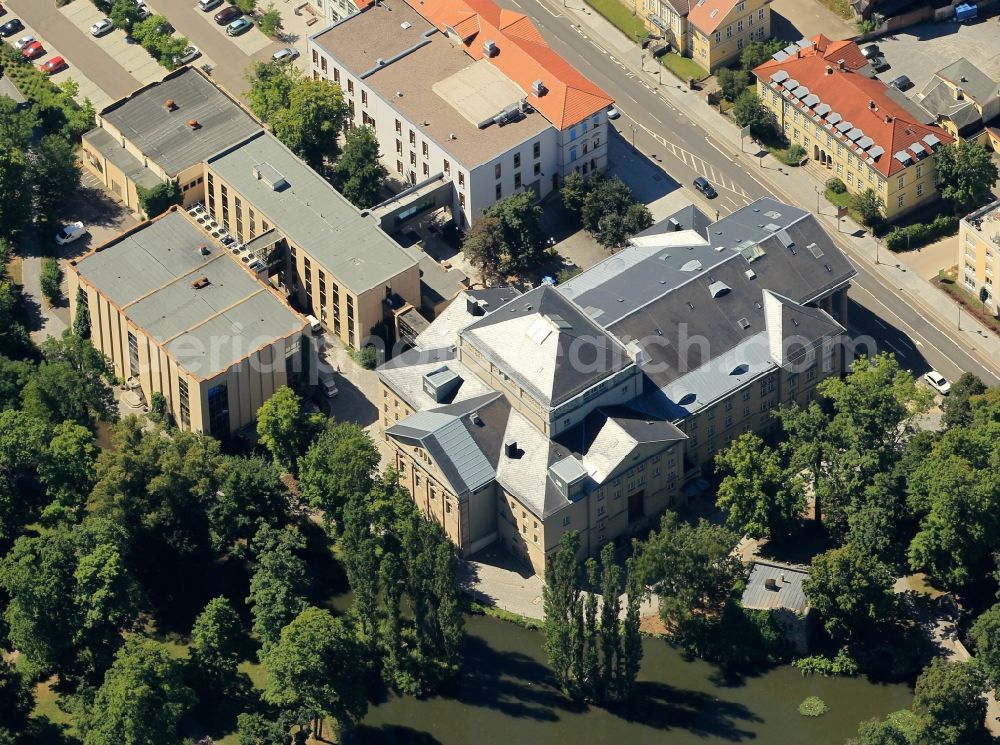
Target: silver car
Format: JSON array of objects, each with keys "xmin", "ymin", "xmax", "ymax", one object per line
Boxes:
[
  {"xmin": 172, "ymin": 45, "xmax": 200, "ymax": 66},
  {"xmin": 272, "ymin": 47, "xmax": 299, "ymax": 63},
  {"xmin": 90, "ymin": 18, "xmax": 114, "ymax": 37}
]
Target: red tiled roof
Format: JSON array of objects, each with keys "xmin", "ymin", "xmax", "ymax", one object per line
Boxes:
[
  {"xmin": 401, "ymin": 0, "xmax": 613, "ymax": 129},
  {"xmin": 753, "ymin": 36, "xmax": 953, "ymax": 177}
]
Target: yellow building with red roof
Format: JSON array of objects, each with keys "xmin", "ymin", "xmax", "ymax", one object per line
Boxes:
[
  {"xmin": 752, "ymin": 35, "xmax": 954, "ymax": 221},
  {"xmin": 308, "ymin": 0, "xmax": 613, "ymax": 227}
]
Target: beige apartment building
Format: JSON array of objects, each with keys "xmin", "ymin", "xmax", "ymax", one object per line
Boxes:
[
  {"xmin": 69, "ymin": 209, "xmax": 309, "ymax": 437},
  {"xmin": 81, "ymin": 66, "xmax": 261, "ymax": 216},
  {"xmin": 378, "ymin": 198, "xmax": 855, "ymax": 574},
  {"xmin": 958, "ymin": 201, "xmax": 1000, "ymax": 315},
  {"xmin": 642, "ymin": 0, "xmax": 772, "ymax": 73},
  {"xmin": 204, "ymin": 131, "xmax": 422, "ymax": 349},
  {"xmin": 753, "ymin": 35, "xmax": 954, "ymax": 222}
]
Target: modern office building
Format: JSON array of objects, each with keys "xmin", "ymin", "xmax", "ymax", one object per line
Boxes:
[
  {"xmin": 752, "ymin": 35, "xmax": 955, "ymax": 222},
  {"xmin": 69, "ymin": 208, "xmax": 309, "ymax": 437},
  {"xmin": 378, "ymin": 198, "xmax": 856, "ymax": 574},
  {"xmin": 641, "ymin": 0, "xmax": 772, "ymax": 73},
  {"xmin": 308, "ymin": 0, "xmax": 614, "ymax": 227},
  {"xmin": 958, "ymin": 201, "xmax": 1000, "ymax": 315},
  {"xmin": 80, "ymin": 66, "xmax": 261, "ymax": 215},
  {"xmin": 203, "ymin": 131, "xmax": 423, "ymax": 349}
]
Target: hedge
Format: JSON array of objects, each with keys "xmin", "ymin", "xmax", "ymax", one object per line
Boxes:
[
  {"xmin": 40, "ymin": 258, "xmax": 62, "ymax": 305},
  {"xmin": 885, "ymin": 213, "xmax": 958, "ymax": 251}
]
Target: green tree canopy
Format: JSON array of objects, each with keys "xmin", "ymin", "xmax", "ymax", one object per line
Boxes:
[
  {"xmin": 256, "ymin": 386, "xmax": 325, "ymax": 473},
  {"xmin": 21, "ymin": 331, "xmax": 116, "ymax": 426},
  {"xmin": 847, "ymin": 710, "xmax": 923, "ymax": 745},
  {"xmin": 912, "ymin": 658, "xmax": 987, "ymax": 745},
  {"xmin": 298, "ymin": 421, "xmax": 379, "ymax": 533},
  {"xmin": 247, "ymin": 525, "xmax": 308, "ymax": 657},
  {"xmin": 934, "ymin": 141, "xmax": 999, "ymax": 212},
  {"xmin": 462, "ymin": 192, "xmax": 546, "ymax": 281},
  {"xmin": 244, "ymin": 61, "xmax": 297, "ymax": 123},
  {"xmin": 259, "ymin": 4, "xmax": 283, "ymax": 36},
  {"xmin": 717, "ymin": 68, "xmax": 750, "ymax": 102},
  {"xmin": 802, "ymin": 545, "xmax": 896, "ymax": 642},
  {"xmin": 208, "ymin": 454, "xmax": 288, "ymax": 555},
  {"xmin": 0, "ymin": 144, "xmax": 32, "ymax": 239},
  {"xmin": 715, "ymin": 432, "xmax": 804, "ymax": 540},
  {"xmin": 732, "ymin": 90, "xmax": 775, "ymax": 137},
  {"xmin": 110, "ymin": 0, "xmax": 141, "ymax": 31},
  {"xmin": 332, "ymin": 126, "xmax": 388, "ymax": 208},
  {"xmin": 190, "ymin": 596, "xmax": 243, "ymax": 694},
  {"xmin": 941, "ymin": 372, "xmax": 986, "ymax": 430},
  {"xmin": 83, "ymin": 636, "xmax": 195, "ymax": 745},
  {"xmin": 263, "ymin": 606, "xmax": 368, "ymax": 739},
  {"xmin": 580, "ymin": 175, "xmax": 651, "ymax": 249},
  {"xmin": 271, "ymin": 78, "xmax": 349, "ymax": 173},
  {"xmin": 0, "ymin": 658, "xmax": 32, "ymax": 739},
  {"xmin": 30, "ymin": 135, "xmax": 81, "ymax": 223},
  {"xmin": 461, "ymin": 214, "xmax": 505, "ymax": 285},
  {"xmin": 740, "ymin": 39, "xmax": 785, "ymax": 70},
  {"xmin": 38, "ymin": 421, "xmax": 98, "ymax": 525},
  {"xmin": 852, "ymin": 188, "xmax": 885, "ymax": 230},
  {"xmin": 970, "ymin": 602, "xmax": 1000, "ymax": 688}
]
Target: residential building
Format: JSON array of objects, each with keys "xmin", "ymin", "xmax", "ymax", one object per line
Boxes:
[
  {"xmin": 378, "ymin": 198, "xmax": 856, "ymax": 574},
  {"xmin": 68, "ymin": 208, "xmax": 309, "ymax": 437},
  {"xmin": 958, "ymin": 200, "xmax": 1000, "ymax": 315},
  {"xmin": 915, "ymin": 58, "xmax": 1000, "ymax": 150},
  {"xmin": 308, "ymin": 0, "xmax": 613, "ymax": 227},
  {"xmin": 753, "ymin": 35, "xmax": 955, "ymax": 221},
  {"xmin": 741, "ymin": 561, "xmax": 810, "ymax": 652},
  {"xmin": 642, "ymin": 0, "xmax": 772, "ymax": 73},
  {"xmin": 80, "ymin": 66, "xmax": 261, "ymax": 215},
  {"xmin": 204, "ymin": 131, "xmax": 422, "ymax": 349}
]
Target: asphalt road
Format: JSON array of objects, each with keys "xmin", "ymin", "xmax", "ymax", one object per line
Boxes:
[
  {"xmin": 497, "ymin": 0, "xmax": 1000, "ymax": 385},
  {"xmin": 5, "ymin": 0, "xmax": 141, "ymax": 100}
]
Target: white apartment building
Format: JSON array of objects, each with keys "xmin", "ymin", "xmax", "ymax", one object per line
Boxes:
[{"xmin": 308, "ymin": 0, "xmax": 614, "ymax": 227}]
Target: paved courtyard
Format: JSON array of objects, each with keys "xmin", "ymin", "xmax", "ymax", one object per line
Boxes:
[
  {"xmin": 895, "ymin": 235, "xmax": 958, "ymax": 280},
  {"xmin": 873, "ymin": 19, "xmax": 1000, "ymax": 95},
  {"xmin": 769, "ymin": 0, "xmax": 855, "ymax": 43}
]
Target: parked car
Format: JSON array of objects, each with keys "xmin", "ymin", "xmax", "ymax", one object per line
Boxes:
[
  {"xmin": 868, "ymin": 53, "xmax": 889, "ymax": 72},
  {"xmin": 0, "ymin": 4, "xmax": 6, "ymax": 17},
  {"xmin": 90, "ymin": 17, "xmax": 114, "ymax": 36},
  {"xmin": 199, "ymin": 0, "xmax": 224, "ymax": 9},
  {"xmin": 40, "ymin": 56, "xmax": 67, "ymax": 75},
  {"xmin": 135, "ymin": 2, "xmax": 150, "ymax": 19},
  {"xmin": 214, "ymin": 6, "xmax": 242, "ymax": 24},
  {"xmin": 693, "ymin": 176, "xmax": 717, "ymax": 199},
  {"xmin": 13, "ymin": 33, "xmax": 34, "ymax": 50},
  {"xmin": 606, "ymin": 105, "xmax": 621, "ymax": 120},
  {"xmin": 226, "ymin": 17, "xmax": 253, "ymax": 36},
  {"xmin": 0, "ymin": 18, "xmax": 24, "ymax": 36},
  {"xmin": 888, "ymin": 74, "xmax": 912, "ymax": 91},
  {"xmin": 54, "ymin": 221, "xmax": 86, "ymax": 245},
  {"xmin": 860, "ymin": 43, "xmax": 880, "ymax": 58},
  {"xmin": 923, "ymin": 371, "xmax": 951, "ymax": 395},
  {"xmin": 272, "ymin": 47, "xmax": 299, "ymax": 63},
  {"xmin": 172, "ymin": 45, "xmax": 200, "ymax": 66},
  {"xmin": 21, "ymin": 41, "xmax": 44, "ymax": 60},
  {"xmin": 321, "ymin": 377, "xmax": 339, "ymax": 398}
]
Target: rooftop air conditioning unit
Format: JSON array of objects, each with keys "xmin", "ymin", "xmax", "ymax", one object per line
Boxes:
[
  {"xmin": 531, "ymin": 79, "xmax": 545, "ymax": 96},
  {"xmin": 484, "ymin": 39, "xmax": 498, "ymax": 57}
]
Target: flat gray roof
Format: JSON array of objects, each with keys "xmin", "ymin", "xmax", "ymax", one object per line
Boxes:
[
  {"xmin": 99, "ymin": 66, "xmax": 261, "ymax": 177},
  {"xmin": 207, "ymin": 131, "xmax": 417, "ymax": 295},
  {"xmin": 83, "ymin": 127, "xmax": 162, "ymax": 190},
  {"xmin": 75, "ymin": 210, "xmax": 306, "ymax": 380},
  {"xmin": 742, "ymin": 562, "xmax": 809, "ymax": 614}
]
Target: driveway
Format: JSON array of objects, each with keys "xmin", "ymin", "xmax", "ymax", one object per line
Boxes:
[
  {"xmin": 769, "ymin": 0, "xmax": 855, "ymax": 43},
  {"xmin": 873, "ymin": 20, "xmax": 1000, "ymax": 95},
  {"xmin": 4, "ymin": 0, "xmax": 141, "ymax": 105}
]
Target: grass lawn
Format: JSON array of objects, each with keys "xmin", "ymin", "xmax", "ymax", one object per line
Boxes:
[
  {"xmin": 824, "ymin": 186, "xmax": 866, "ymax": 225},
  {"xmin": 815, "ymin": 0, "xmax": 853, "ymax": 19},
  {"xmin": 583, "ymin": 0, "xmax": 648, "ymax": 41},
  {"xmin": 31, "ymin": 679, "xmax": 77, "ymax": 736},
  {"xmin": 6, "ymin": 255, "xmax": 23, "ymax": 286},
  {"xmin": 661, "ymin": 52, "xmax": 707, "ymax": 82},
  {"xmin": 934, "ymin": 270, "xmax": 1000, "ymax": 336}
]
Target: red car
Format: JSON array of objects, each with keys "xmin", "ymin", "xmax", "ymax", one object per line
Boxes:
[
  {"xmin": 213, "ymin": 6, "xmax": 241, "ymax": 24},
  {"xmin": 41, "ymin": 56, "xmax": 66, "ymax": 75},
  {"xmin": 21, "ymin": 40, "xmax": 44, "ymax": 60}
]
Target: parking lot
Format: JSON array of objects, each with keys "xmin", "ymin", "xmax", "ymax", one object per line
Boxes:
[{"xmin": 872, "ymin": 18, "xmax": 1000, "ymax": 95}]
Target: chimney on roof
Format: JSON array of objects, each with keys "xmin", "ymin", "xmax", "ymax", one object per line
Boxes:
[
  {"xmin": 955, "ymin": 87, "xmax": 964, "ymax": 101},
  {"xmin": 837, "ymin": 58, "xmax": 846, "ymax": 71},
  {"xmin": 884, "ymin": 114, "xmax": 894, "ymax": 123},
  {"xmin": 484, "ymin": 39, "xmax": 498, "ymax": 57},
  {"xmin": 198, "ymin": 244, "xmax": 210, "ymax": 256},
  {"xmin": 191, "ymin": 276, "xmax": 210, "ymax": 289},
  {"xmin": 825, "ymin": 65, "xmax": 833, "ymax": 75},
  {"xmin": 531, "ymin": 79, "xmax": 546, "ymax": 97},
  {"xmin": 164, "ymin": 98, "xmax": 177, "ymax": 111},
  {"xmin": 187, "ymin": 119, "xmax": 200, "ymax": 131},
  {"xmin": 960, "ymin": 75, "xmax": 968, "ymax": 82},
  {"xmin": 868, "ymin": 99, "xmax": 877, "ymax": 110}
]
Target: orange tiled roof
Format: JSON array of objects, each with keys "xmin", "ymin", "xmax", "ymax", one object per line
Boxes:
[
  {"xmin": 401, "ymin": 0, "xmax": 613, "ymax": 129},
  {"xmin": 687, "ymin": 0, "xmax": 741, "ymax": 34},
  {"xmin": 753, "ymin": 36, "xmax": 953, "ymax": 177}
]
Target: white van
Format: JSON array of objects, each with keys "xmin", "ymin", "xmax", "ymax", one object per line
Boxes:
[{"xmin": 305, "ymin": 315, "xmax": 322, "ymax": 335}]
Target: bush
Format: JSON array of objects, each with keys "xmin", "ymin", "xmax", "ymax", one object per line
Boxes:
[
  {"xmin": 793, "ymin": 648, "xmax": 859, "ymax": 676},
  {"xmin": 825, "ymin": 177, "xmax": 847, "ymax": 194},
  {"xmin": 259, "ymin": 5, "xmax": 283, "ymax": 37},
  {"xmin": 349, "ymin": 345, "xmax": 379, "ymax": 369},
  {"xmin": 136, "ymin": 181, "xmax": 182, "ymax": 218},
  {"xmin": 786, "ymin": 144, "xmax": 806, "ymax": 162},
  {"xmin": 676, "ymin": 602, "xmax": 790, "ymax": 668},
  {"xmin": 885, "ymin": 214, "xmax": 958, "ymax": 252},
  {"xmin": 798, "ymin": 696, "xmax": 830, "ymax": 717},
  {"xmin": 40, "ymin": 258, "xmax": 62, "ymax": 305}
]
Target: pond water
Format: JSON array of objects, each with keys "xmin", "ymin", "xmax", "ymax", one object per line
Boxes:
[{"xmin": 353, "ymin": 615, "xmax": 912, "ymax": 745}]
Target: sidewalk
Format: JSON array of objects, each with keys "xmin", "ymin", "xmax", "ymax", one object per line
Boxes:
[{"xmin": 553, "ymin": 0, "xmax": 1000, "ymax": 379}]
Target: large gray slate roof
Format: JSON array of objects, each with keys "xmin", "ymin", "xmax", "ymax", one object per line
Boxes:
[
  {"xmin": 74, "ymin": 210, "xmax": 306, "ymax": 379},
  {"xmin": 935, "ymin": 58, "xmax": 1000, "ymax": 106},
  {"xmin": 98, "ymin": 66, "xmax": 261, "ymax": 177},
  {"xmin": 206, "ymin": 131, "xmax": 417, "ymax": 295}
]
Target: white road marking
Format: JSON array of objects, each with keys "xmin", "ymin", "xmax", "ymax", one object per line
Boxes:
[{"xmin": 885, "ymin": 340, "xmax": 906, "ymax": 357}]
